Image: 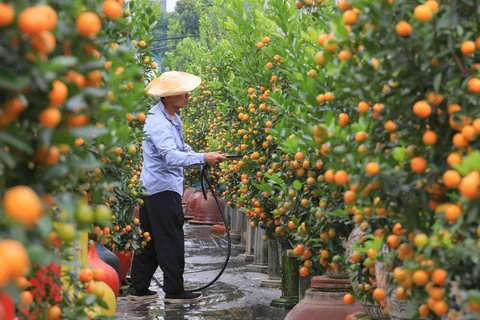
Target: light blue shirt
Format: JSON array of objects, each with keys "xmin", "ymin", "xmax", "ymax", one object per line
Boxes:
[{"xmin": 140, "ymin": 101, "xmax": 205, "ymax": 196}]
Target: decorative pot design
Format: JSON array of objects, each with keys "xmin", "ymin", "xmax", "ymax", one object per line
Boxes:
[
  {"xmin": 325, "ymin": 268, "xmax": 350, "ymax": 279},
  {"xmin": 114, "ymin": 250, "xmax": 134, "ymax": 283},
  {"xmin": 328, "ymin": 226, "xmax": 365, "ymax": 281},
  {"xmin": 386, "ymin": 285, "xmax": 418, "ymax": 320},
  {"xmin": 362, "ymin": 303, "xmax": 390, "ymax": 320},
  {"xmin": 88, "ymin": 243, "xmax": 120, "ymax": 298},
  {"xmin": 96, "ymin": 242, "xmax": 120, "ymax": 279},
  {"xmin": 345, "ymin": 226, "xmax": 366, "ymax": 259}
]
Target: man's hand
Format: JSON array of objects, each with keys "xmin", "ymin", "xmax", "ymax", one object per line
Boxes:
[{"xmin": 204, "ymin": 152, "xmax": 227, "ymax": 166}]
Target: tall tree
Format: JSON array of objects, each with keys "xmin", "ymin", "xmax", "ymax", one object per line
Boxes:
[{"xmin": 174, "ymin": 0, "xmax": 201, "ymax": 36}]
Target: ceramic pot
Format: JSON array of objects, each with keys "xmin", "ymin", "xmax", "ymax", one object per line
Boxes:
[
  {"xmin": 325, "ymin": 268, "xmax": 350, "ymax": 279},
  {"xmin": 96, "ymin": 242, "xmax": 120, "ymax": 278},
  {"xmin": 114, "ymin": 250, "xmax": 134, "ymax": 283},
  {"xmin": 362, "ymin": 303, "xmax": 390, "ymax": 320},
  {"xmin": 345, "ymin": 226, "xmax": 366, "ymax": 258},
  {"xmin": 88, "ymin": 243, "xmax": 120, "ymax": 298},
  {"xmin": 386, "ymin": 285, "xmax": 419, "ymax": 320},
  {"xmin": 0, "ymin": 293, "xmax": 14, "ymax": 320}
]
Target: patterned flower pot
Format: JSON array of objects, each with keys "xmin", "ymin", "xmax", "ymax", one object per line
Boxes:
[
  {"xmin": 362, "ymin": 303, "xmax": 391, "ymax": 320},
  {"xmin": 325, "ymin": 268, "xmax": 350, "ymax": 279}
]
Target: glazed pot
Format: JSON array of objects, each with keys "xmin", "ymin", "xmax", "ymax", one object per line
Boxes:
[{"xmin": 88, "ymin": 242, "xmax": 120, "ymax": 298}]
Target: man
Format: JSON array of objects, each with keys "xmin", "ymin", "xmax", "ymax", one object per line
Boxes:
[{"xmin": 129, "ymin": 71, "xmax": 226, "ymax": 303}]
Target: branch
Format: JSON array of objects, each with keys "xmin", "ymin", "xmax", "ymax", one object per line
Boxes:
[{"xmin": 450, "ymin": 51, "xmax": 469, "ymax": 78}]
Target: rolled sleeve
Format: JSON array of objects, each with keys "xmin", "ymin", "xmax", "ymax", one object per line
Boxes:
[{"xmin": 151, "ymin": 125, "xmax": 204, "ymax": 167}]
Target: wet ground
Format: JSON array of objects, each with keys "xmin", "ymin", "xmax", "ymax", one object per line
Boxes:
[{"xmin": 116, "ymin": 224, "xmax": 291, "ymax": 320}]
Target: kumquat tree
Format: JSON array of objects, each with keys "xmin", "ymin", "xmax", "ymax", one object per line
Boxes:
[
  {"xmin": 0, "ymin": 0, "xmax": 160, "ymax": 318},
  {"xmin": 0, "ymin": 0, "xmax": 479, "ymax": 318},
  {"xmin": 164, "ymin": 0, "xmax": 480, "ymax": 318}
]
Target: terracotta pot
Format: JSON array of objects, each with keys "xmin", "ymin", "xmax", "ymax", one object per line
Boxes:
[
  {"xmin": 114, "ymin": 250, "xmax": 133, "ymax": 283},
  {"xmin": 88, "ymin": 243, "xmax": 120, "ymax": 298},
  {"xmin": 96, "ymin": 242, "xmax": 120, "ymax": 279},
  {"xmin": 0, "ymin": 293, "xmax": 14, "ymax": 320},
  {"xmin": 285, "ymin": 277, "xmax": 364, "ymax": 320},
  {"xmin": 184, "ymin": 190, "xmax": 204, "ymax": 219},
  {"xmin": 189, "ymin": 193, "xmax": 226, "ymax": 225},
  {"xmin": 182, "ymin": 187, "xmax": 196, "ymax": 205}
]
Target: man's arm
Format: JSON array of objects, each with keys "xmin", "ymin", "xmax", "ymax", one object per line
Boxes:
[
  {"xmin": 151, "ymin": 126, "xmax": 205, "ymax": 167},
  {"xmin": 184, "ymin": 143, "xmax": 195, "ymax": 153}
]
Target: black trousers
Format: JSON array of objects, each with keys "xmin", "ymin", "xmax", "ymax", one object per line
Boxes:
[{"xmin": 130, "ymin": 191, "xmax": 185, "ymax": 294}]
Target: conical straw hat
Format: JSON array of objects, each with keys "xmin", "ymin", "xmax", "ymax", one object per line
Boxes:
[{"xmin": 145, "ymin": 71, "xmax": 202, "ymax": 97}]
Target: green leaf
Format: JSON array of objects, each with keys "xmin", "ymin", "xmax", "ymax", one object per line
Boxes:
[
  {"xmin": 44, "ymin": 164, "xmax": 69, "ymax": 181},
  {"xmin": 293, "ymin": 180, "xmax": 302, "ymax": 191},
  {"xmin": 37, "ymin": 214, "xmax": 53, "ymax": 237},
  {"xmin": 66, "ymin": 95, "xmax": 87, "ymax": 111},
  {"xmin": 45, "ymin": 56, "xmax": 78, "ymax": 71},
  {"xmin": 84, "ymin": 88, "xmax": 108, "ymax": 98},
  {"xmin": 0, "ymin": 132, "xmax": 34, "ymax": 154},
  {"xmin": 0, "ymin": 67, "xmax": 30, "ymax": 90},
  {"xmin": 27, "ymin": 244, "xmax": 54, "ymax": 266},
  {"xmin": 391, "ymin": 147, "xmax": 405, "ymax": 162},
  {"xmin": 96, "ymin": 298, "xmax": 109, "ymax": 309},
  {"xmin": 433, "ymin": 73, "xmax": 442, "ymax": 92},
  {"xmin": 70, "ymin": 126, "xmax": 109, "ymax": 138},
  {"xmin": 85, "ymin": 294, "xmax": 96, "ymax": 306},
  {"xmin": 0, "ymin": 149, "xmax": 15, "ymax": 168}
]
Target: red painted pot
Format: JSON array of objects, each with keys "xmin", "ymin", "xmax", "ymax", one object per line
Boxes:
[
  {"xmin": 114, "ymin": 250, "xmax": 133, "ymax": 283},
  {"xmin": 88, "ymin": 243, "xmax": 120, "ymax": 298},
  {"xmin": 184, "ymin": 190, "xmax": 204, "ymax": 220},
  {"xmin": 0, "ymin": 293, "xmax": 14, "ymax": 320}
]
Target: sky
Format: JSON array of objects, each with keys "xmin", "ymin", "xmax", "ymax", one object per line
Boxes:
[{"xmin": 167, "ymin": 0, "xmax": 177, "ymax": 12}]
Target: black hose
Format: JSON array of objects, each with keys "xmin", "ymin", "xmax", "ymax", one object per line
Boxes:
[{"xmin": 183, "ymin": 164, "xmax": 231, "ymax": 292}]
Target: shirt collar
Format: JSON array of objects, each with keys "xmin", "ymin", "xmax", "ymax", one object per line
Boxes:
[{"xmin": 158, "ymin": 101, "xmax": 179, "ymax": 124}]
